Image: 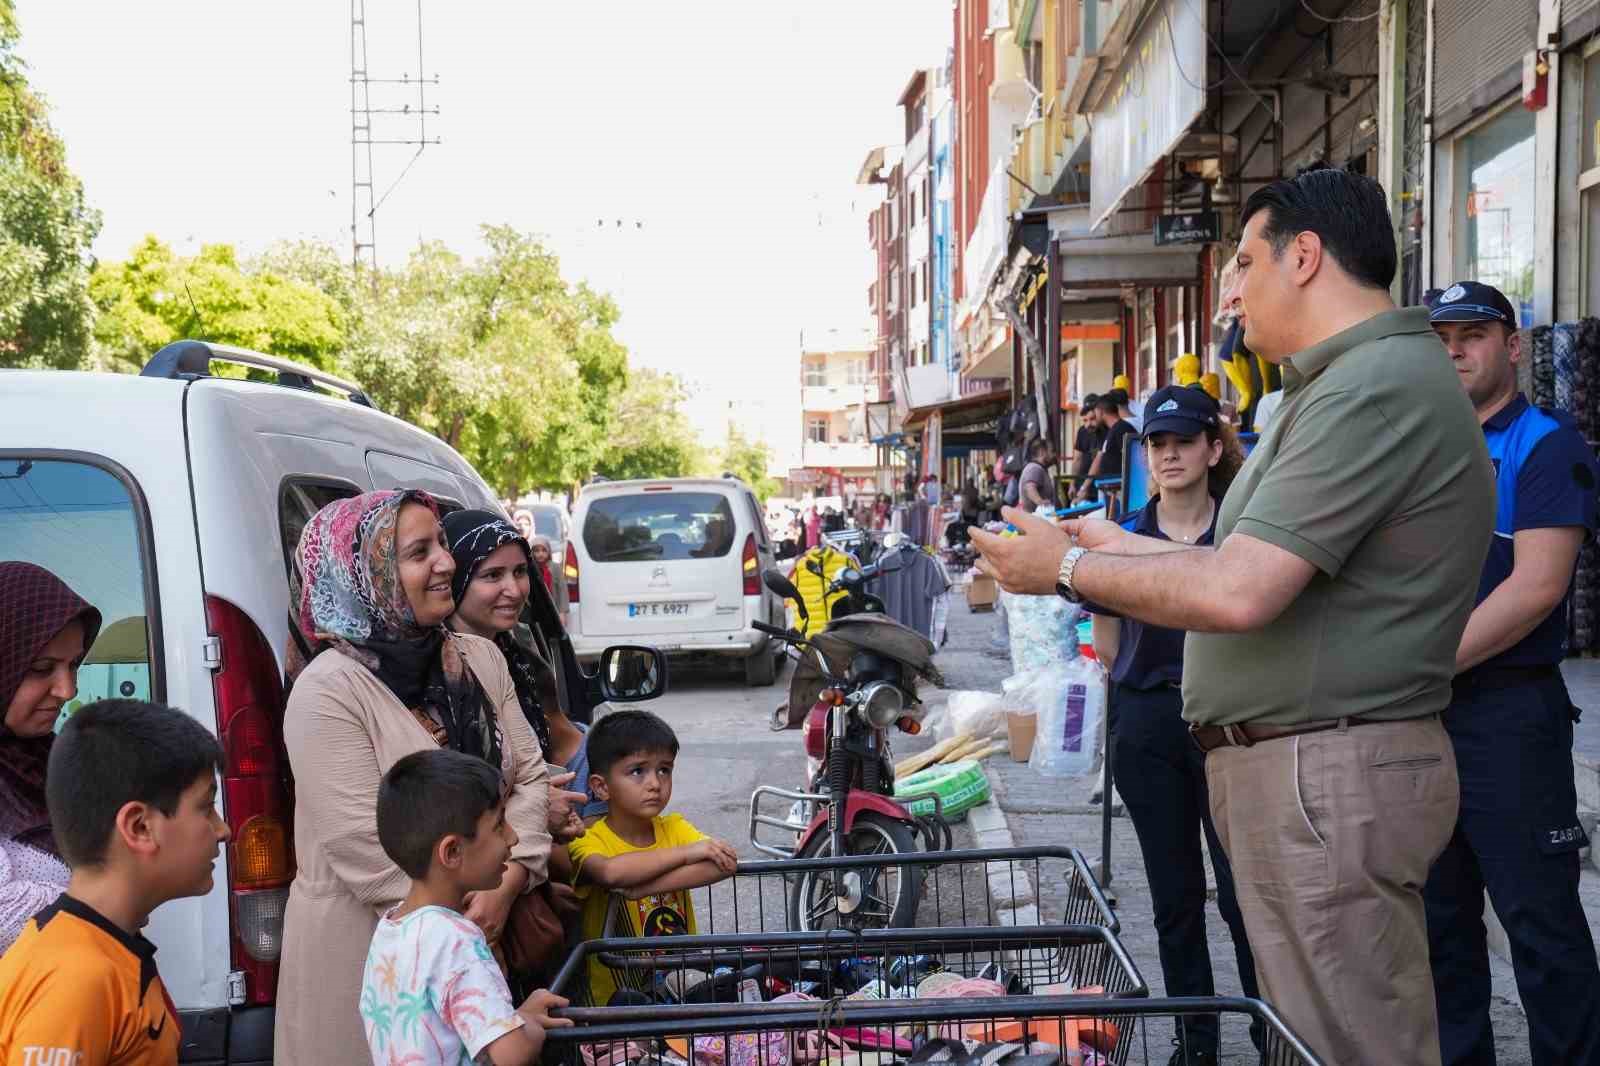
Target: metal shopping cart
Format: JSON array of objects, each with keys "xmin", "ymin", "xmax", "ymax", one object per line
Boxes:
[
  {"xmin": 599, "ymin": 847, "xmax": 1119, "ymax": 941},
  {"xmin": 546, "ymin": 929, "xmax": 1320, "ymax": 1066}
]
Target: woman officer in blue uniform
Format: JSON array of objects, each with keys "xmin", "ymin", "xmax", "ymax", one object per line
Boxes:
[{"xmin": 1088, "ymin": 385, "xmax": 1259, "ymax": 1065}]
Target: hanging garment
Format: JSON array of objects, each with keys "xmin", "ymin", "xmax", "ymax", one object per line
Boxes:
[
  {"xmin": 928, "ymin": 552, "xmax": 953, "ymax": 648},
  {"xmin": 874, "ymin": 546, "xmax": 950, "ymax": 640},
  {"xmin": 788, "ymin": 545, "xmax": 858, "ymax": 638}
]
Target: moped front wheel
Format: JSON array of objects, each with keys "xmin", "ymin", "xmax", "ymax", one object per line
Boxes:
[{"xmin": 786, "ymin": 811, "xmax": 920, "ymax": 932}]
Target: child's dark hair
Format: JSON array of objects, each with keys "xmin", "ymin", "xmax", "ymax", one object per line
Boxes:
[
  {"xmin": 588, "ymin": 709, "xmax": 679, "ymax": 777},
  {"xmin": 377, "ymin": 750, "xmax": 504, "ymax": 879},
  {"xmin": 46, "ymin": 700, "xmax": 224, "ymax": 868}
]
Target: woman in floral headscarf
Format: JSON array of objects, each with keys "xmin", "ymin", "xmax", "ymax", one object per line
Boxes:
[
  {"xmin": 0, "ymin": 562, "xmax": 101, "ymax": 952},
  {"xmin": 274, "ymin": 491, "xmax": 564, "ymax": 1065}
]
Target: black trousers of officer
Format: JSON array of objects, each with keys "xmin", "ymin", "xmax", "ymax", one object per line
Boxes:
[
  {"xmin": 1424, "ymin": 668, "xmax": 1600, "ymax": 1065},
  {"xmin": 1110, "ymin": 683, "xmax": 1260, "ymax": 1049}
]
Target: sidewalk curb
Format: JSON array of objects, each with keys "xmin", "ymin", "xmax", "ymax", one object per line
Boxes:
[{"xmin": 969, "ymin": 770, "xmax": 1041, "ymax": 914}]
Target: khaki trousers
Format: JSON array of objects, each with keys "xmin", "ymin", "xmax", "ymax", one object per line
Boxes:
[{"xmin": 1206, "ymin": 716, "xmax": 1460, "ymax": 1066}]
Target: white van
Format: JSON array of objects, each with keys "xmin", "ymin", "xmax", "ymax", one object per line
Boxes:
[
  {"xmin": 565, "ymin": 477, "xmax": 787, "ymax": 685},
  {"xmin": 0, "ymin": 341, "xmax": 658, "ymax": 1065}
]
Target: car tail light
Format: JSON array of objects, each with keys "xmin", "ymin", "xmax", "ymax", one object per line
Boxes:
[
  {"xmin": 565, "ymin": 549, "xmax": 581, "ymax": 604},
  {"xmin": 742, "ymin": 533, "xmax": 759, "ymax": 596},
  {"xmin": 206, "ymin": 596, "xmax": 293, "ymax": 1004}
]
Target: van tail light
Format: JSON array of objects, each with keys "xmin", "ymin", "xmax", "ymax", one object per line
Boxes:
[
  {"xmin": 742, "ymin": 533, "xmax": 759, "ymax": 596},
  {"xmin": 565, "ymin": 549, "xmax": 581, "ymax": 604},
  {"xmin": 206, "ymin": 596, "xmax": 293, "ymax": 1006}
]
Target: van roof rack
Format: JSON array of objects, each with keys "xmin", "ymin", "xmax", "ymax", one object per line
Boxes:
[{"xmin": 140, "ymin": 340, "xmax": 376, "ymax": 408}]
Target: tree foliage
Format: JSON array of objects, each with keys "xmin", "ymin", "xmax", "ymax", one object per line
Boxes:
[
  {"xmin": 596, "ymin": 366, "xmax": 705, "ymax": 481},
  {"xmin": 720, "ymin": 427, "xmax": 780, "ymax": 502},
  {"xmin": 0, "ymin": 0, "xmax": 100, "ymax": 368}
]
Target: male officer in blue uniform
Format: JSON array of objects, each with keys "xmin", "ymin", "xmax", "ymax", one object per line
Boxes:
[{"xmin": 1426, "ymin": 280, "xmax": 1600, "ymax": 1065}]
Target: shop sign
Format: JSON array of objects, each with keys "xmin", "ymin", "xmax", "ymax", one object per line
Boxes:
[
  {"xmin": 1090, "ymin": 0, "xmax": 1207, "ymax": 230},
  {"xmin": 1155, "ymin": 210, "xmax": 1220, "ymax": 246}
]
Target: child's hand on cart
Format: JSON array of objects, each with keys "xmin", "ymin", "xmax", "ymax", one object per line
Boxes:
[{"xmin": 694, "ymin": 837, "xmax": 740, "ymax": 874}]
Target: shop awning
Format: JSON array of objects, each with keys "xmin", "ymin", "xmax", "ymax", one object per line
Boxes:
[
  {"xmin": 1049, "ymin": 204, "xmax": 1201, "ymax": 288},
  {"xmin": 903, "ymin": 387, "xmax": 1010, "ymax": 431}
]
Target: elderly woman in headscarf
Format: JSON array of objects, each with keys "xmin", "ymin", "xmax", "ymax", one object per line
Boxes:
[
  {"xmin": 442, "ymin": 510, "xmax": 601, "ymax": 826},
  {"xmin": 273, "ymin": 491, "xmax": 567, "ymax": 1065},
  {"xmin": 0, "ymin": 562, "xmax": 101, "ymax": 952}
]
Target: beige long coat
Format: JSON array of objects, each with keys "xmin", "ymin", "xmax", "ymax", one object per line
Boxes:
[{"xmin": 272, "ymin": 633, "xmax": 551, "ymax": 1065}]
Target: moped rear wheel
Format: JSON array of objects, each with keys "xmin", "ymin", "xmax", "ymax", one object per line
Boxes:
[{"xmin": 787, "ymin": 811, "xmax": 920, "ymax": 932}]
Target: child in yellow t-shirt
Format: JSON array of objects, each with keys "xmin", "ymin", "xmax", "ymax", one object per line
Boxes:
[{"xmin": 567, "ymin": 710, "xmax": 738, "ymax": 1005}]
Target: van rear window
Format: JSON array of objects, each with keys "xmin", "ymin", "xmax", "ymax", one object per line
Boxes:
[
  {"xmin": 0, "ymin": 457, "xmax": 158, "ymax": 716},
  {"xmin": 583, "ymin": 493, "xmax": 737, "ymax": 562}
]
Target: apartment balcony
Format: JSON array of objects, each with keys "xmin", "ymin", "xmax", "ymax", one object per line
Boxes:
[
  {"xmin": 962, "ymin": 157, "xmax": 1011, "ymax": 304},
  {"xmin": 801, "ymin": 384, "xmax": 870, "ymax": 412},
  {"xmin": 904, "ymin": 125, "xmax": 930, "ymax": 175},
  {"xmin": 801, "ymin": 441, "xmax": 878, "ymax": 469}
]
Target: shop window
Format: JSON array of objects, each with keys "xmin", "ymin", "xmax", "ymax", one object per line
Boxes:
[{"xmin": 1453, "ymin": 105, "xmax": 1536, "ymax": 323}]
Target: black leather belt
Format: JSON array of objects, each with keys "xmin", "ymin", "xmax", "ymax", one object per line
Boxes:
[{"xmin": 1189, "ymin": 714, "xmax": 1408, "ymax": 753}]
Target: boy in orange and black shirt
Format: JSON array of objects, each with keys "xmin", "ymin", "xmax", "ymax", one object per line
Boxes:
[{"xmin": 0, "ymin": 700, "xmax": 228, "ymax": 1066}]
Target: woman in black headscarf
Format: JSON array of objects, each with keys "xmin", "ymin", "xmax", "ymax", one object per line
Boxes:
[{"xmin": 442, "ymin": 510, "xmax": 602, "ymax": 828}]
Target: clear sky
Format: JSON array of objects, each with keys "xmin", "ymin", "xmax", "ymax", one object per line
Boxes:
[{"xmin": 15, "ymin": 1, "xmax": 950, "ymax": 471}]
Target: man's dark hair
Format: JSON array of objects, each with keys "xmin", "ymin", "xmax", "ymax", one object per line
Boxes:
[
  {"xmin": 46, "ymin": 700, "xmax": 224, "ymax": 868},
  {"xmin": 377, "ymin": 749, "xmax": 504, "ymax": 879},
  {"xmin": 1096, "ymin": 395, "xmax": 1120, "ymax": 415},
  {"xmin": 588, "ymin": 709, "xmax": 679, "ymax": 777},
  {"xmin": 1029, "ymin": 438, "xmax": 1053, "ymax": 461},
  {"xmin": 1106, "ymin": 388, "xmax": 1130, "ymax": 408},
  {"xmin": 1240, "ymin": 166, "xmax": 1396, "ymax": 290}
]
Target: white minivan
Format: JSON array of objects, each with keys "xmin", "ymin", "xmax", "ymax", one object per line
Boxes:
[
  {"xmin": 0, "ymin": 341, "xmax": 661, "ymax": 1065},
  {"xmin": 565, "ymin": 478, "xmax": 787, "ymax": 685}
]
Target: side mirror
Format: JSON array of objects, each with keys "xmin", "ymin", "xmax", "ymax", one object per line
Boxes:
[
  {"xmin": 594, "ymin": 645, "xmax": 668, "ymax": 703},
  {"xmin": 763, "ymin": 568, "xmax": 807, "ymax": 623}
]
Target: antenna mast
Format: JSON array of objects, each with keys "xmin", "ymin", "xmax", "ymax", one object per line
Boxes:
[{"xmin": 350, "ymin": 0, "xmax": 441, "ymax": 273}]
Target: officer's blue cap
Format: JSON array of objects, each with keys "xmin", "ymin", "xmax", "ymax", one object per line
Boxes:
[
  {"xmin": 1428, "ymin": 280, "xmax": 1517, "ymax": 328},
  {"xmin": 1141, "ymin": 384, "xmax": 1220, "ymax": 441}
]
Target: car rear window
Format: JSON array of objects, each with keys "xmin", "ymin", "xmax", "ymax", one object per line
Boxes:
[
  {"xmin": 529, "ymin": 507, "xmax": 563, "ymax": 539},
  {"xmin": 0, "ymin": 456, "xmax": 159, "ymax": 714},
  {"xmin": 583, "ymin": 492, "xmax": 737, "ymax": 562}
]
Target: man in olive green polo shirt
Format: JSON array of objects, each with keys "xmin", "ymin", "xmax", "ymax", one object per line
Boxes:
[{"xmin": 971, "ymin": 168, "xmax": 1493, "ymax": 1066}]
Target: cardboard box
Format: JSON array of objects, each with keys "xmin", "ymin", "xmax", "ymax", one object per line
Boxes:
[{"xmin": 967, "ymin": 573, "xmax": 998, "ymax": 610}]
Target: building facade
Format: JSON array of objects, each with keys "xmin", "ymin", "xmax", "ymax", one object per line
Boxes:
[{"xmin": 794, "ymin": 335, "xmax": 879, "ymax": 498}]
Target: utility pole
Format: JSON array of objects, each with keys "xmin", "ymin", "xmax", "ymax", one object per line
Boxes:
[{"xmin": 350, "ymin": 0, "xmax": 441, "ymax": 273}]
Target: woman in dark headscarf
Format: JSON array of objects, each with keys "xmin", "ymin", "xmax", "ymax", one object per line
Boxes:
[
  {"xmin": 274, "ymin": 491, "xmax": 562, "ymax": 1065},
  {"xmin": 442, "ymin": 510, "xmax": 601, "ymax": 827},
  {"xmin": 0, "ymin": 561, "xmax": 102, "ymax": 952}
]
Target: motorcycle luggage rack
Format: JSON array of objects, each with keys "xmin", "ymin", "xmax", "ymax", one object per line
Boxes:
[{"xmin": 747, "ymin": 786, "xmax": 947, "ymax": 860}]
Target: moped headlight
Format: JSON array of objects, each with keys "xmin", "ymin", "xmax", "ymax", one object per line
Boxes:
[{"xmin": 860, "ymin": 682, "xmax": 904, "ymax": 728}]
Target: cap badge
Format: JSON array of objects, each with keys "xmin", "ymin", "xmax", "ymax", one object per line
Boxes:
[
  {"xmin": 1157, "ymin": 399, "xmax": 1180, "ymax": 413},
  {"xmin": 1440, "ymin": 284, "xmax": 1467, "ymax": 303}
]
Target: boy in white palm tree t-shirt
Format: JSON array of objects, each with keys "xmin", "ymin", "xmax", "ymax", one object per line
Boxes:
[{"xmin": 360, "ymin": 750, "xmax": 570, "ymax": 1066}]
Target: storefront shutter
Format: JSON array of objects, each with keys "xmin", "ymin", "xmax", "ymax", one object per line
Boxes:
[
  {"xmin": 1433, "ymin": 0, "xmax": 1537, "ymax": 135},
  {"xmin": 1566, "ymin": 0, "xmax": 1600, "ymax": 42}
]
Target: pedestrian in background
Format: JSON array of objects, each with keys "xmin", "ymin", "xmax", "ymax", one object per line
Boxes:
[
  {"xmin": 1072, "ymin": 394, "xmax": 1104, "ymax": 504},
  {"xmin": 274, "ymin": 490, "xmax": 566, "ymax": 1065},
  {"xmin": 1425, "ymin": 281, "xmax": 1600, "ymax": 1065},
  {"xmin": 972, "ymin": 167, "xmax": 1493, "ymax": 1065},
  {"xmin": 1088, "ymin": 385, "xmax": 1259, "ymax": 1065},
  {"xmin": 1018, "ymin": 438, "xmax": 1059, "ymax": 514},
  {"xmin": 1073, "ymin": 395, "xmax": 1135, "ymax": 515},
  {"xmin": 0, "ymin": 562, "xmax": 101, "ymax": 954}
]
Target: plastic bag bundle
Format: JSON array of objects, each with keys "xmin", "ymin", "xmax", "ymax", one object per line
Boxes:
[
  {"xmin": 1003, "ymin": 659, "xmax": 1103, "ymax": 777},
  {"xmin": 945, "ymin": 689, "xmax": 1006, "ymax": 739},
  {"xmin": 1000, "ymin": 590, "xmax": 1080, "ymax": 673}
]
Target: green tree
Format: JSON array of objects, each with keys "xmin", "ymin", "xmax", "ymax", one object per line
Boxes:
[
  {"xmin": 0, "ymin": 0, "xmax": 101, "ymax": 368},
  {"xmin": 720, "ymin": 427, "xmax": 780, "ymax": 501},
  {"xmin": 595, "ymin": 367, "xmax": 704, "ymax": 480},
  {"xmin": 89, "ymin": 237, "xmax": 344, "ymax": 374}
]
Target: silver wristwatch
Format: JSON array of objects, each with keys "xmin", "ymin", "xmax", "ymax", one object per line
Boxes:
[{"xmin": 1056, "ymin": 546, "xmax": 1089, "ymax": 604}]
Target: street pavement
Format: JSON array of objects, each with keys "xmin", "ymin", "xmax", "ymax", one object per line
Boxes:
[{"xmin": 644, "ymin": 585, "xmax": 1600, "ymax": 1064}]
